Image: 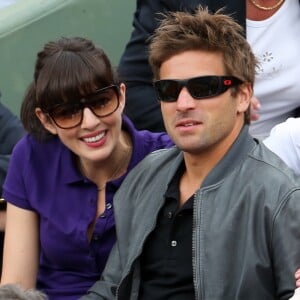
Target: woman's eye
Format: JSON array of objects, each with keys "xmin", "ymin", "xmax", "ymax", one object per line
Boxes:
[{"xmin": 53, "ymin": 105, "xmax": 80, "ymax": 117}]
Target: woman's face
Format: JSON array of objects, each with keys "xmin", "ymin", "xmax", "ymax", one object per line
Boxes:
[{"xmin": 36, "ymin": 83, "xmax": 126, "ymax": 164}]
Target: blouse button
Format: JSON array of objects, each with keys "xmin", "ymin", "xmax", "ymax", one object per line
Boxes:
[{"xmin": 106, "ymin": 203, "xmax": 112, "ymax": 210}]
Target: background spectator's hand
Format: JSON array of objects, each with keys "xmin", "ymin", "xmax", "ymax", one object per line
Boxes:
[
  {"xmin": 295, "ymin": 269, "xmax": 300, "ymax": 287},
  {"xmin": 250, "ymin": 96, "xmax": 261, "ymax": 121}
]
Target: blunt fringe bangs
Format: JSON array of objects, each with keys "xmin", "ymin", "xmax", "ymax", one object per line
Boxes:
[{"xmin": 35, "ymin": 38, "xmax": 117, "ymax": 110}]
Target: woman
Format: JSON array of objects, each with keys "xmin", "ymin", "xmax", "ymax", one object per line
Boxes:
[{"xmin": 0, "ymin": 37, "xmax": 173, "ymax": 299}]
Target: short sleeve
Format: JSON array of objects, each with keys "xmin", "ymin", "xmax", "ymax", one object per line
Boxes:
[{"xmin": 263, "ymin": 118, "xmax": 300, "ymax": 175}]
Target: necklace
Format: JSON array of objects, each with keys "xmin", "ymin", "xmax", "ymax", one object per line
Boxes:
[
  {"xmin": 250, "ymin": 0, "xmax": 284, "ymax": 11},
  {"xmin": 97, "ymin": 184, "xmax": 106, "ymax": 192},
  {"xmin": 77, "ymin": 136, "xmax": 132, "ymax": 193},
  {"xmin": 97, "ymin": 143, "xmax": 132, "ymax": 192}
]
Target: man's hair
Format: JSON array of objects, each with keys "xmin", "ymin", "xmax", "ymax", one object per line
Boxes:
[
  {"xmin": 0, "ymin": 284, "xmax": 47, "ymax": 300},
  {"xmin": 149, "ymin": 6, "xmax": 257, "ymax": 124}
]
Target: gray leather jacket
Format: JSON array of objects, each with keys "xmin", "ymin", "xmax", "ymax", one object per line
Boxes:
[{"xmin": 82, "ymin": 127, "xmax": 300, "ymax": 300}]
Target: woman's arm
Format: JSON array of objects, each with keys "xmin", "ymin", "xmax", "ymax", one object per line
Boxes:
[{"xmin": 1, "ymin": 203, "xmax": 39, "ymax": 288}]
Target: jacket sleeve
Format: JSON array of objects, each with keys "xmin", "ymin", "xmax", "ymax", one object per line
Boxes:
[
  {"xmin": 79, "ymin": 243, "xmax": 122, "ymax": 300},
  {"xmin": 272, "ymin": 188, "xmax": 300, "ymax": 299}
]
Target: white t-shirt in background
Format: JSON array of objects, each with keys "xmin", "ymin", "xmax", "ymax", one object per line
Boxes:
[
  {"xmin": 263, "ymin": 117, "xmax": 300, "ymax": 175},
  {"xmin": 247, "ymin": 0, "xmax": 300, "ymax": 139}
]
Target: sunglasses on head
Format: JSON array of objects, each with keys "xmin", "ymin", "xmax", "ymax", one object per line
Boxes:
[
  {"xmin": 154, "ymin": 75, "xmax": 243, "ymax": 102},
  {"xmin": 43, "ymin": 85, "xmax": 120, "ymax": 129}
]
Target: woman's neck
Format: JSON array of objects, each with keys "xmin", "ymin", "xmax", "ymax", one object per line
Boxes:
[{"xmin": 77, "ymin": 131, "xmax": 132, "ymax": 188}]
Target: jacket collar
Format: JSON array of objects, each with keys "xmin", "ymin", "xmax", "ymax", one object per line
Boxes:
[
  {"xmin": 163, "ymin": 126, "xmax": 257, "ymax": 189},
  {"xmin": 202, "ymin": 125, "xmax": 256, "ymax": 187}
]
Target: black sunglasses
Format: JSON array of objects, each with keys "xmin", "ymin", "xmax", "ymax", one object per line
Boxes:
[
  {"xmin": 154, "ymin": 75, "xmax": 243, "ymax": 102},
  {"xmin": 44, "ymin": 85, "xmax": 120, "ymax": 129}
]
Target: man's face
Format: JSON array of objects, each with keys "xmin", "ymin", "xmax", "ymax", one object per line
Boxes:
[{"xmin": 159, "ymin": 50, "xmax": 249, "ymax": 155}]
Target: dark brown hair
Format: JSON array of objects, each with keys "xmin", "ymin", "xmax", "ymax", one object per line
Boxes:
[
  {"xmin": 21, "ymin": 37, "xmax": 119, "ymax": 140},
  {"xmin": 149, "ymin": 7, "xmax": 258, "ymax": 124}
]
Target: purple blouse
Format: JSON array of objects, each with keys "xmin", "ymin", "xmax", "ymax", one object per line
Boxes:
[{"xmin": 2, "ymin": 116, "xmax": 173, "ymax": 300}]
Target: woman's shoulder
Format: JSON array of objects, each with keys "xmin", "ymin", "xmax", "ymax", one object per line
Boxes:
[
  {"xmin": 12, "ymin": 134, "xmax": 67, "ymax": 167},
  {"xmin": 123, "ymin": 115, "xmax": 174, "ymax": 154},
  {"xmin": 14, "ymin": 134, "xmax": 62, "ymax": 153}
]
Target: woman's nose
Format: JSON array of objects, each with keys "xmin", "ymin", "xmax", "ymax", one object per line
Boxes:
[{"xmin": 81, "ymin": 107, "xmax": 100, "ymax": 128}]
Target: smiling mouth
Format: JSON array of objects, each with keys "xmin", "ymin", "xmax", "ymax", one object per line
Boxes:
[{"xmin": 82, "ymin": 131, "xmax": 106, "ymax": 143}]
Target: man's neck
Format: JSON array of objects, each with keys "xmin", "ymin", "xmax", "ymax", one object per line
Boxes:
[{"xmin": 178, "ymin": 125, "xmax": 244, "ymax": 204}]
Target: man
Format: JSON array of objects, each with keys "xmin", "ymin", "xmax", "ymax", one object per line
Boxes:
[
  {"xmin": 118, "ymin": 0, "xmax": 245, "ymax": 132},
  {"xmin": 118, "ymin": 0, "xmax": 300, "ymax": 140},
  {"xmin": 82, "ymin": 7, "xmax": 300, "ymax": 299}
]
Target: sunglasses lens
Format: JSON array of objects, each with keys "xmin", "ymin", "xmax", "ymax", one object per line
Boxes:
[
  {"xmin": 86, "ymin": 86, "xmax": 119, "ymax": 117},
  {"xmin": 154, "ymin": 80, "xmax": 181, "ymax": 102},
  {"xmin": 155, "ymin": 76, "xmax": 241, "ymax": 102},
  {"xmin": 49, "ymin": 103, "xmax": 82, "ymax": 129},
  {"xmin": 47, "ymin": 86, "xmax": 119, "ymax": 129},
  {"xmin": 188, "ymin": 77, "xmax": 220, "ymax": 98}
]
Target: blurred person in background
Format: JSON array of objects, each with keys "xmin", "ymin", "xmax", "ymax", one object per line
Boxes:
[{"xmin": 0, "ymin": 97, "xmax": 25, "ymax": 277}]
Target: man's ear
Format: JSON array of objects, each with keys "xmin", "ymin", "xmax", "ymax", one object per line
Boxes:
[
  {"xmin": 237, "ymin": 83, "xmax": 252, "ymax": 114},
  {"xmin": 35, "ymin": 108, "xmax": 58, "ymax": 135}
]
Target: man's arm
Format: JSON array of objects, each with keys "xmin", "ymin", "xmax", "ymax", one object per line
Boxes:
[
  {"xmin": 80, "ymin": 243, "xmax": 123, "ymax": 300},
  {"xmin": 273, "ymin": 189, "xmax": 300, "ymax": 299}
]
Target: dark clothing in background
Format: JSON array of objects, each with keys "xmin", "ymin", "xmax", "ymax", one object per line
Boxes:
[
  {"xmin": 0, "ymin": 100, "xmax": 25, "ymax": 276},
  {"xmin": 0, "ymin": 101, "xmax": 25, "ymax": 196}
]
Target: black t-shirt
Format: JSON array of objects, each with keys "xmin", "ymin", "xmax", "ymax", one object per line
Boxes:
[{"xmin": 138, "ymin": 164, "xmax": 195, "ymax": 299}]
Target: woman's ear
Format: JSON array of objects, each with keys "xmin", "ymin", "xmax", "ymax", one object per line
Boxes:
[
  {"xmin": 119, "ymin": 83, "xmax": 126, "ymax": 112},
  {"xmin": 35, "ymin": 108, "xmax": 58, "ymax": 135}
]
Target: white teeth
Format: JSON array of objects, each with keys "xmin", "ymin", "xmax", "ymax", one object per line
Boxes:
[
  {"xmin": 83, "ymin": 132, "xmax": 105, "ymax": 143},
  {"xmin": 184, "ymin": 123, "xmax": 194, "ymax": 127}
]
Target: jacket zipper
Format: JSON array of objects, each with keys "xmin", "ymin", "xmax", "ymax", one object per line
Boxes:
[{"xmin": 193, "ymin": 190, "xmax": 201, "ymax": 300}]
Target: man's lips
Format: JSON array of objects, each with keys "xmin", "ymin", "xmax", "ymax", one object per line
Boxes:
[{"xmin": 175, "ymin": 119, "xmax": 202, "ymax": 127}]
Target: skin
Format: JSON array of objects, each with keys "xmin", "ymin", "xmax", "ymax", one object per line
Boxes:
[
  {"xmin": 296, "ymin": 270, "xmax": 300, "ymax": 287},
  {"xmin": 159, "ymin": 50, "xmax": 252, "ymax": 204},
  {"xmin": 1, "ymin": 83, "xmax": 129, "ymax": 287},
  {"xmin": 0, "ymin": 211, "xmax": 6, "ymax": 231},
  {"xmin": 250, "ymin": 96, "xmax": 261, "ymax": 121}
]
